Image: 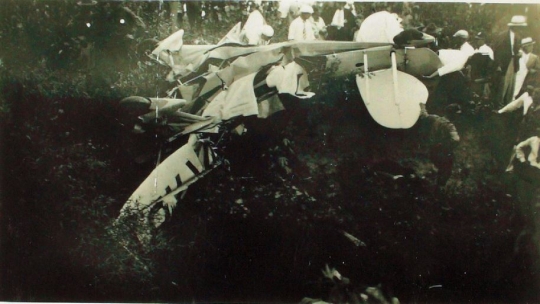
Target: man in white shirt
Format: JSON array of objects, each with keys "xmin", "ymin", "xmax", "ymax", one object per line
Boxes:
[
  {"xmin": 311, "ymin": 6, "xmax": 326, "ymax": 40},
  {"xmin": 288, "ymin": 5, "xmax": 316, "ymax": 41},
  {"xmin": 492, "ymin": 15, "xmax": 528, "ymax": 108},
  {"xmin": 467, "ymin": 32, "xmax": 495, "ymax": 100},
  {"xmin": 240, "ymin": 5, "xmax": 271, "ymax": 45},
  {"xmin": 514, "ymin": 37, "xmax": 540, "ymax": 98},
  {"xmin": 424, "ymin": 31, "xmax": 478, "ymax": 110},
  {"xmin": 453, "ymin": 30, "xmax": 475, "ymax": 57},
  {"xmin": 473, "ymin": 32, "xmax": 494, "ymax": 60}
]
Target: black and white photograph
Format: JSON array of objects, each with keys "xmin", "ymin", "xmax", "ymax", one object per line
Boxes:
[{"xmin": 1, "ymin": 0, "xmax": 540, "ymax": 302}]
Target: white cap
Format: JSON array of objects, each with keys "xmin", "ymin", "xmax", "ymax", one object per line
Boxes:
[
  {"xmin": 299, "ymin": 5, "xmax": 313, "ymax": 14},
  {"xmin": 262, "ymin": 25, "xmax": 274, "ymax": 37},
  {"xmin": 453, "ymin": 30, "xmax": 469, "ymax": 39}
]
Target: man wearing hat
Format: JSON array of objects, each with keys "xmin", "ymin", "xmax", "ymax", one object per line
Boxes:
[
  {"xmin": 311, "ymin": 6, "xmax": 328, "ymax": 40},
  {"xmin": 517, "ymin": 37, "xmax": 540, "ymax": 96},
  {"xmin": 288, "ymin": 5, "xmax": 316, "ymax": 41},
  {"xmin": 466, "ymin": 32, "xmax": 495, "ymax": 100},
  {"xmin": 258, "ymin": 25, "xmax": 274, "ymax": 45},
  {"xmin": 453, "ymin": 29, "xmax": 475, "ymax": 57},
  {"xmin": 491, "ymin": 15, "xmax": 528, "ymax": 108},
  {"xmin": 421, "ymin": 23, "xmax": 442, "ymax": 49},
  {"xmin": 473, "ymin": 32, "xmax": 494, "ymax": 60},
  {"xmin": 240, "ymin": 4, "xmax": 273, "ymax": 45},
  {"xmin": 326, "ymin": 1, "xmax": 355, "ymax": 41}
]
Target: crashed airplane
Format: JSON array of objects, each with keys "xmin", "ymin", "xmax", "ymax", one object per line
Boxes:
[{"xmin": 116, "ymin": 13, "xmax": 450, "ymax": 244}]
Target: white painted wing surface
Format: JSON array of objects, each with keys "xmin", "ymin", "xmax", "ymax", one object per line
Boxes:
[{"xmin": 357, "ymin": 69, "xmax": 428, "ymax": 129}]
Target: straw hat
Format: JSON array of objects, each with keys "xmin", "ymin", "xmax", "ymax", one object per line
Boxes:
[
  {"xmin": 508, "ymin": 15, "xmax": 527, "ymax": 27},
  {"xmin": 521, "ymin": 37, "xmax": 535, "ymax": 46}
]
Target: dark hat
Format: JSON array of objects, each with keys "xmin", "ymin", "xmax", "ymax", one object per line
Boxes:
[
  {"xmin": 445, "ymin": 103, "xmax": 462, "ymax": 115},
  {"xmin": 474, "ymin": 32, "xmax": 485, "ymax": 39},
  {"xmin": 423, "ymin": 23, "xmax": 441, "ymax": 35}
]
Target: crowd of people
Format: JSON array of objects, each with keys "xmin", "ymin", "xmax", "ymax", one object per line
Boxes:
[{"xmin": 162, "ymin": 1, "xmax": 539, "ymax": 106}]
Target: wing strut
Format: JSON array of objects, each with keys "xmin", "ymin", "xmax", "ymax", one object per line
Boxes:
[
  {"xmin": 363, "ymin": 51, "xmax": 370, "ymax": 105},
  {"xmin": 391, "ymin": 50, "xmax": 403, "ymax": 127}
]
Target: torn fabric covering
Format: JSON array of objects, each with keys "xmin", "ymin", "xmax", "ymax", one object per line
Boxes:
[
  {"xmin": 258, "ymin": 94, "xmax": 284, "ymax": 118},
  {"xmin": 118, "ymin": 134, "xmax": 220, "ymax": 237},
  {"xmin": 177, "ymin": 84, "xmax": 197, "ymax": 103},
  {"xmin": 202, "ymin": 72, "xmax": 260, "ymax": 121},
  {"xmin": 187, "ymin": 46, "xmax": 283, "ymax": 102},
  {"xmin": 151, "ymin": 29, "xmax": 185, "ymax": 67},
  {"xmin": 217, "ymin": 47, "xmax": 284, "ymax": 85},
  {"xmin": 172, "ymin": 72, "xmax": 265, "ymax": 136},
  {"xmin": 179, "ymin": 47, "xmax": 285, "ymax": 116},
  {"xmin": 151, "ymin": 29, "xmax": 185, "ymax": 55},
  {"xmin": 266, "ymin": 62, "xmax": 314, "ymax": 99},
  {"xmin": 217, "ymin": 22, "xmax": 243, "ymax": 45}
]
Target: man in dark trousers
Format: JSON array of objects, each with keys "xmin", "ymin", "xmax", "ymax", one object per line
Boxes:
[{"xmin": 491, "ymin": 15, "xmax": 528, "ymax": 108}]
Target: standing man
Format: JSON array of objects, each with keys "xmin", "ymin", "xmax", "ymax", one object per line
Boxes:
[
  {"xmin": 311, "ymin": 6, "xmax": 327, "ymax": 40},
  {"xmin": 240, "ymin": 3, "xmax": 271, "ymax": 45},
  {"xmin": 515, "ymin": 37, "xmax": 540, "ymax": 98},
  {"xmin": 288, "ymin": 5, "xmax": 316, "ymax": 41},
  {"xmin": 473, "ymin": 31, "xmax": 494, "ymax": 60},
  {"xmin": 469, "ymin": 32, "xmax": 495, "ymax": 100},
  {"xmin": 326, "ymin": 1, "xmax": 355, "ymax": 41},
  {"xmin": 491, "ymin": 15, "xmax": 528, "ymax": 108}
]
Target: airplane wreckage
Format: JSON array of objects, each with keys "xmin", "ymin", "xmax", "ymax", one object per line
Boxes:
[{"xmin": 116, "ymin": 12, "xmax": 456, "ymax": 244}]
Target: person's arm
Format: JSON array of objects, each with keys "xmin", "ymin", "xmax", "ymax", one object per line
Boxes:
[
  {"xmin": 428, "ymin": 50, "xmax": 469, "ymax": 77},
  {"xmin": 498, "ymin": 93, "xmax": 526, "ymax": 113},
  {"xmin": 288, "ymin": 20, "xmax": 296, "ymax": 40}
]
